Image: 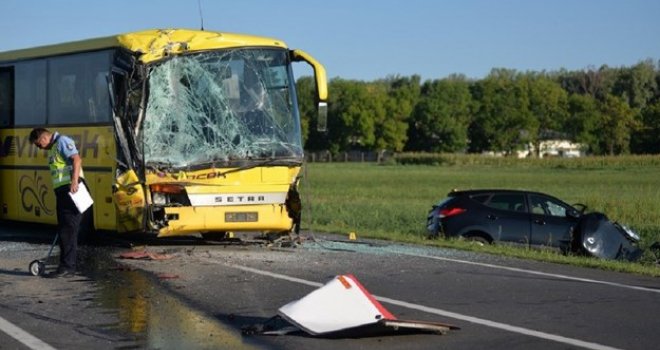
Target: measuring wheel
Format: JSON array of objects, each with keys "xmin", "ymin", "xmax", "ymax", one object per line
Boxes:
[{"xmin": 29, "ymin": 260, "xmax": 46, "ymax": 277}]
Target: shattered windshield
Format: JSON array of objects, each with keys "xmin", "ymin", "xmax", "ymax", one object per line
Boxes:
[{"xmin": 141, "ymin": 48, "xmax": 302, "ymax": 168}]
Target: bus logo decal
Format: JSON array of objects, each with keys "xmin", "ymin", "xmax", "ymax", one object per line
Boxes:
[
  {"xmin": 1, "ymin": 135, "xmax": 15, "ymax": 157},
  {"xmin": 71, "ymin": 131, "xmax": 100, "ymax": 159},
  {"xmin": 0, "ymin": 132, "xmax": 100, "ymax": 159},
  {"xmin": 19, "ymin": 171, "xmax": 53, "ymax": 216}
]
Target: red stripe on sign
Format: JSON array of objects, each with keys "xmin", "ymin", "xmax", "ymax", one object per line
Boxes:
[
  {"xmin": 337, "ymin": 275, "xmax": 352, "ymax": 289},
  {"xmin": 344, "ymin": 274, "xmax": 397, "ymax": 320}
]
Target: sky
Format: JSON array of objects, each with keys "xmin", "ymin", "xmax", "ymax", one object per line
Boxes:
[{"xmin": 1, "ymin": 0, "xmax": 659, "ymax": 82}]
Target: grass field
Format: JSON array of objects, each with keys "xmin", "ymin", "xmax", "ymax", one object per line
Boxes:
[{"xmin": 298, "ymin": 157, "xmax": 660, "ymax": 275}]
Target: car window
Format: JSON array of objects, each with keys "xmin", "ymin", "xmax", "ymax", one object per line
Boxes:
[
  {"xmin": 470, "ymin": 194, "xmax": 490, "ymax": 204},
  {"xmin": 485, "ymin": 193, "xmax": 525, "ymax": 212},
  {"xmin": 530, "ymin": 194, "xmax": 568, "ymax": 217},
  {"xmin": 434, "ymin": 197, "xmax": 454, "ymax": 207}
]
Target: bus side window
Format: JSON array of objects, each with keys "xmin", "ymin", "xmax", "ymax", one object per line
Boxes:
[
  {"xmin": 91, "ymin": 71, "xmax": 110, "ymax": 122},
  {"xmin": 48, "ymin": 51, "xmax": 112, "ymax": 125},
  {"xmin": 0, "ymin": 67, "xmax": 14, "ymax": 127},
  {"xmin": 48, "ymin": 54, "xmax": 80, "ymax": 124},
  {"xmin": 111, "ymin": 71, "xmax": 127, "ymax": 118},
  {"xmin": 14, "ymin": 60, "xmax": 47, "ymax": 126}
]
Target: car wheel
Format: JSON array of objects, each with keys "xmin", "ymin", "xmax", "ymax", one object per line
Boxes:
[
  {"xmin": 464, "ymin": 235, "xmax": 490, "ymax": 246},
  {"xmin": 427, "ymin": 226, "xmax": 441, "ymax": 239}
]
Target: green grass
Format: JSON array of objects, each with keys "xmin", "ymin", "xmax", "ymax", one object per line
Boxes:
[{"xmin": 298, "ymin": 159, "xmax": 660, "ymax": 276}]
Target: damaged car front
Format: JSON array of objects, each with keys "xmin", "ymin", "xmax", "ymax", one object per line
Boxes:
[{"xmin": 573, "ymin": 212, "xmax": 643, "ymax": 261}]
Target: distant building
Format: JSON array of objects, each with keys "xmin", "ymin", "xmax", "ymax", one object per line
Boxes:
[{"xmin": 516, "ymin": 139, "xmax": 585, "ymax": 158}]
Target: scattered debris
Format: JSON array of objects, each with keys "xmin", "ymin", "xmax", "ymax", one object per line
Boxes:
[
  {"xmin": 243, "ymin": 274, "xmax": 458, "ymax": 338},
  {"xmin": 109, "ymin": 265, "xmax": 136, "ymax": 272},
  {"xmin": 241, "ymin": 316, "xmax": 299, "ymax": 336},
  {"xmin": 117, "ymin": 249, "xmax": 175, "ymax": 261},
  {"xmin": 157, "ymin": 273, "xmax": 180, "ymax": 280}
]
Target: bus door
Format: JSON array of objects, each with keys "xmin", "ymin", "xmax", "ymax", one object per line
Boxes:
[
  {"xmin": 113, "ymin": 169, "xmax": 146, "ymax": 233},
  {"xmin": 108, "ymin": 69, "xmax": 147, "ymax": 233}
]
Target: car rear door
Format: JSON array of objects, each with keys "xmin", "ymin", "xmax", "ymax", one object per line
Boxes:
[
  {"xmin": 482, "ymin": 192, "xmax": 531, "ymax": 244},
  {"xmin": 528, "ymin": 193, "xmax": 575, "ymax": 248}
]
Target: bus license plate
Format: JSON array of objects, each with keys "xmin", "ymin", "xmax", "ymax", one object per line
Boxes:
[{"xmin": 225, "ymin": 212, "xmax": 258, "ymax": 222}]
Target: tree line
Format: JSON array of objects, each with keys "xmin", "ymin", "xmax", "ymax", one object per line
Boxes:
[{"xmin": 296, "ymin": 59, "xmax": 660, "ymax": 156}]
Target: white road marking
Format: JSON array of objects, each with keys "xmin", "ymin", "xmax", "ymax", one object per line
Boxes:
[
  {"xmin": 222, "ymin": 262, "xmax": 623, "ymax": 350},
  {"xmin": 0, "ymin": 315, "xmax": 56, "ymax": 350},
  {"xmin": 312, "ymin": 240, "xmax": 659, "ymax": 294},
  {"xmin": 395, "ymin": 251, "xmax": 660, "ymax": 294},
  {"xmin": 376, "ymin": 296, "xmax": 622, "ymax": 350}
]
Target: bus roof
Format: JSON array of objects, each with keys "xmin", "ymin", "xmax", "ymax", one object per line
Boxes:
[{"xmin": 0, "ymin": 28, "xmax": 289, "ymax": 63}]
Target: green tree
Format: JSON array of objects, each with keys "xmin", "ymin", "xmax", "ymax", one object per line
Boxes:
[
  {"xmin": 407, "ymin": 75, "xmax": 473, "ymax": 152},
  {"xmin": 378, "ymin": 75, "xmax": 421, "ymax": 151},
  {"xmin": 308, "ymin": 60, "xmax": 659, "ymax": 156},
  {"xmin": 631, "ymin": 99, "xmax": 660, "ymax": 154},
  {"xmin": 577, "ymin": 66, "xmax": 616, "ymax": 99},
  {"xmin": 611, "ymin": 60, "xmax": 658, "ymax": 109},
  {"xmin": 295, "ymin": 76, "xmax": 317, "ymax": 147},
  {"xmin": 326, "ymin": 79, "xmax": 382, "ymax": 152},
  {"xmin": 598, "ymin": 94, "xmax": 639, "ymax": 155},
  {"xmin": 469, "ymin": 69, "xmax": 535, "ymax": 155},
  {"xmin": 325, "ymin": 77, "xmax": 419, "ymax": 153},
  {"xmin": 566, "ymin": 93, "xmax": 601, "ymax": 154},
  {"xmin": 528, "ymin": 74, "xmax": 569, "ymax": 156}
]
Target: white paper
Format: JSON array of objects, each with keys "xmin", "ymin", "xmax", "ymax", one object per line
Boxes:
[{"xmin": 68, "ymin": 182, "xmax": 94, "ymax": 213}]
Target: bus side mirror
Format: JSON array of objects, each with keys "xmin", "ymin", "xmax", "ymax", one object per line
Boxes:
[
  {"xmin": 290, "ymin": 49, "xmax": 328, "ymax": 133},
  {"xmin": 317, "ymin": 102, "xmax": 327, "ymax": 132}
]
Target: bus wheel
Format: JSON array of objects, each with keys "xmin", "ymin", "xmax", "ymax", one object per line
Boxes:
[{"xmin": 201, "ymin": 232, "xmax": 230, "ymax": 241}]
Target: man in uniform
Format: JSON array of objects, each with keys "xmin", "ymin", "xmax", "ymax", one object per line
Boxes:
[{"xmin": 30, "ymin": 128, "xmax": 87, "ymax": 277}]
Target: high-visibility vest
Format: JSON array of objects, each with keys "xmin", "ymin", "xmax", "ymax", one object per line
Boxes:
[{"xmin": 48, "ymin": 135, "xmax": 84, "ymax": 189}]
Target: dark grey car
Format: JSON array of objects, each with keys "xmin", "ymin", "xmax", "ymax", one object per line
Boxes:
[{"xmin": 426, "ymin": 189, "xmax": 641, "ymax": 260}]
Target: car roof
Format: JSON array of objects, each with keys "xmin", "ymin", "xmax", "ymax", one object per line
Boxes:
[{"xmin": 448, "ymin": 189, "xmax": 554, "ymax": 197}]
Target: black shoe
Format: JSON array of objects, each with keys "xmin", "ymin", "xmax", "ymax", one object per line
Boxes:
[{"xmin": 47, "ymin": 269, "xmax": 76, "ymax": 278}]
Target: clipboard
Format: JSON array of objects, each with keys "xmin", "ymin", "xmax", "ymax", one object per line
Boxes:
[{"xmin": 68, "ymin": 182, "xmax": 94, "ymax": 213}]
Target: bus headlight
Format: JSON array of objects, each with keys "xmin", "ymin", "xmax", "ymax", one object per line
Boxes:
[
  {"xmin": 149, "ymin": 183, "xmax": 190, "ymax": 206},
  {"xmin": 152, "ymin": 192, "xmax": 167, "ymax": 205}
]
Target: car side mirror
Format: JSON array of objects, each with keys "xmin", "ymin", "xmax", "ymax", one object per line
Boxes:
[{"xmin": 566, "ymin": 209, "xmax": 580, "ymax": 219}]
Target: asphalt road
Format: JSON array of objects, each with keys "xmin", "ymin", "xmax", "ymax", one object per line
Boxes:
[{"xmin": 1, "ymin": 228, "xmax": 659, "ymax": 350}]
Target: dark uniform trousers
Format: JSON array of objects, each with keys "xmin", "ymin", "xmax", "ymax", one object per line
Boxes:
[{"xmin": 54, "ymin": 182, "xmax": 83, "ymax": 270}]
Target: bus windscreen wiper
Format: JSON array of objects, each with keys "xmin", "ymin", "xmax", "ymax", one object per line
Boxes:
[
  {"xmin": 218, "ymin": 157, "xmax": 302, "ymax": 177},
  {"xmin": 146, "ymin": 161, "xmax": 175, "ymax": 173}
]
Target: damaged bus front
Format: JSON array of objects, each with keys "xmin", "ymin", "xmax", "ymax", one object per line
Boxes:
[{"xmin": 110, "ymin": 30, "xmax": 327, "ymax": 238}]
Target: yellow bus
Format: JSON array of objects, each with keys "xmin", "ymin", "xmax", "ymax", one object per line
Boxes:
[{"xmin": 0, "ymin": 28, "xmax": 327, "ymax": 239}]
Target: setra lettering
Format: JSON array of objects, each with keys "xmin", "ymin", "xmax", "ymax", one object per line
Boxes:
[{"xmin": 212, "ymin": 195, "xmax": 268, "ymax": 203}]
